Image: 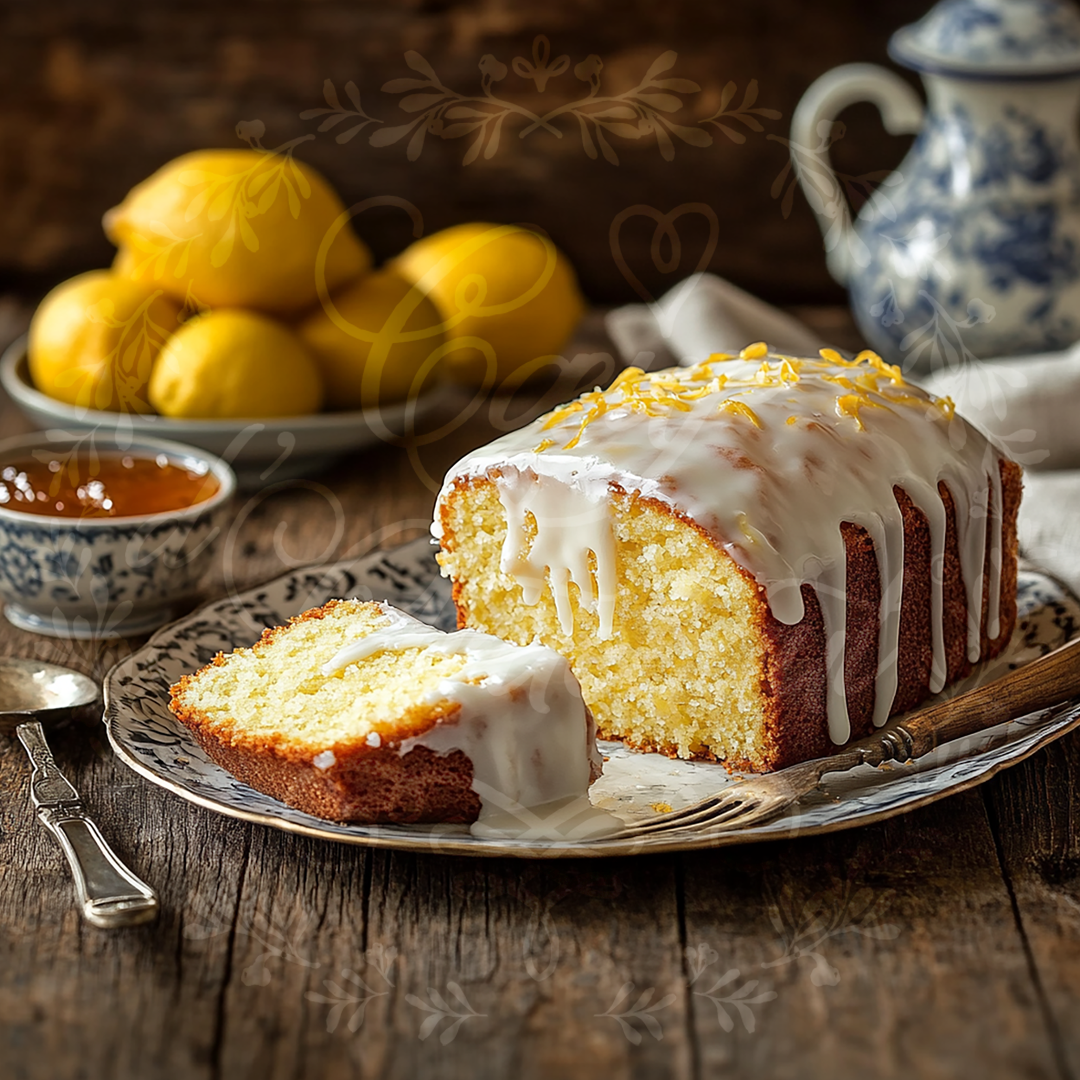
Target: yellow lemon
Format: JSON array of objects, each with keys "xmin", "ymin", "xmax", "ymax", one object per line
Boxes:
[
  {"xmin": 391, "ymin": 222, "xmax": 585, "ymax": 388},
  {"xmin": 148, "ymin": 310, "xmax": 323, "ymax": 418},
  {"xmin": 28, "ymin": 270, "xmax": 183, "ymax": 414},
  {"xmin": 298, "ymin": 268, "xmax": 446, "ymax": 409},
  {"xmin": 105, "ymin": 149, "xmax": 371, "ymax": 316}
]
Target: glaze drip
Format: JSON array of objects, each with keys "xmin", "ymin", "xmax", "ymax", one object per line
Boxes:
[
  {"xmin": 323, "ymin": 604, "xmax": 611, "ymax": 837},
  {"xmin": 495, "ymin": 471, "xmax": 617, "ymax": 639},
  {"xmin": 434, "ymin": 349, "xmax": 1014, "ymax": 746}
]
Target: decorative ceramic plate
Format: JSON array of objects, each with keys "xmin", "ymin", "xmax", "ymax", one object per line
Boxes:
[
  {"xmin": 104, "ymin": 538, "xmax": 1080, "ymax": 858},
  {"xmin": 0, "ymin": 339, "xmax": 444, "ymax": 486}
]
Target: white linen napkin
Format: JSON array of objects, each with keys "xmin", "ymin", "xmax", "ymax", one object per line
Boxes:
[
  {"xmin": 605, "ymin": 272, "xmax": 825, "ymax": 369},
  {"xmin": 921, "ymin": 345, "xmax": 1080, "ymax": 471},
  {"xmin": 1015, "ymin": 471, "xmax": 1080, "ymax": 596},
  {"xmin": 604, "ymin": 272, "xmax": 1080, "ymax": 596}
]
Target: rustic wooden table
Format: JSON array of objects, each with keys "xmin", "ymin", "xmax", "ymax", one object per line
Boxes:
[{"xmin": 2, "ymin": 304, "xmax": 1079, "ymax": 1080}]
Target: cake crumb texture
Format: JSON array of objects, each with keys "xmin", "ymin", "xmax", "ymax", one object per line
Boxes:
[
  {"xmin": 170, "ymin": 599, "xmax": 483, "ymax": 823},
  {"xmin": 439, "ymin": 481, "xmax": 774, "ymax": 768}
]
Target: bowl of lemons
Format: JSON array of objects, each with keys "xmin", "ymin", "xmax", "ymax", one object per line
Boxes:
[{"xmin": 2, "ymin": 148, "xmax": 587, "ymax": 485}]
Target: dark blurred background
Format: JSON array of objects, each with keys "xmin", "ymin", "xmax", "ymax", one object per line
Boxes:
[{"xmin": 0, "ymin": 0, "xmax": 932, "ymax": 307}]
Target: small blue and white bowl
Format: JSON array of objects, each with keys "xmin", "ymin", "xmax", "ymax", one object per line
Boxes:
[{"xmin": 0, "ymin": 430, "xmax": 236, "ymax": 639}]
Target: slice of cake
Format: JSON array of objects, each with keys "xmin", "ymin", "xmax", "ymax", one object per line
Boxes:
[
  {"xmin": 434, "ymin": 346, "xmax": 1022, "ymax": 772},
  {"xmin": 169, "ymin": 599, "xmax": 602, "ymax": 827}
]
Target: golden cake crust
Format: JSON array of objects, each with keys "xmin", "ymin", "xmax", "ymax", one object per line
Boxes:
[
  {"xmin": 169, "ymin": 600, "xmax": 483, "ymax": 823},
  {"xmin": 438, "ymin": 458, "xmax": 1022, "ymax": 772}
]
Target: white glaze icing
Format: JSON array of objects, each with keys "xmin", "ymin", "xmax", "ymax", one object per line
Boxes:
[
  {"xmin": 323, "ymin": 604, "xmax": 614, "ymax": 838},
  {"xmin": 433, "ymin": 350, "xmax": 1012, "ymax": 745}
]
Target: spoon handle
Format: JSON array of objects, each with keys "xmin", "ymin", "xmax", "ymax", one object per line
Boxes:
[{"xmin": 16, "ymin": 721, "xmax": 158, "ymax": 928}]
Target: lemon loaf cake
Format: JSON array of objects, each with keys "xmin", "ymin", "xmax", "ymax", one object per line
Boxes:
[
  {"xmin": 434, "ymin": 347, "xmax": 1022, "ymax": 772},
  {"xmin": 169, "ymin": 599, "xmax": 601, "ymax": 825}
]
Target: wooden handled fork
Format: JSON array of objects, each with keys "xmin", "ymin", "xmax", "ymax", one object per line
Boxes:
[{"xmin": 615, "ymin": 635, "xmax": 1080, "ymax": 839}]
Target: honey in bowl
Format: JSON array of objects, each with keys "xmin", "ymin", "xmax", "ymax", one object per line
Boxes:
[{"xmin": 0, "ymin": 451, "xmax": 220, "ymax": 519}]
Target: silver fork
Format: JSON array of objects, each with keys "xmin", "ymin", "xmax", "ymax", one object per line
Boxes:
[{"xmin": 614, "ymin": 633, "xmax": 1080, "ymax": 839}]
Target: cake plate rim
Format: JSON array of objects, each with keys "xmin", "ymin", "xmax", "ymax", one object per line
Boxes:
[{"xmin": 102, "ymin": 537, "xmax": 1080, "ymax": 859}]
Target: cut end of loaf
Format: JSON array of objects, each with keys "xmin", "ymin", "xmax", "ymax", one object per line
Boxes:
[{"xmin": 438, "ymin": 476, "xmax": 775, "ymax": 769}]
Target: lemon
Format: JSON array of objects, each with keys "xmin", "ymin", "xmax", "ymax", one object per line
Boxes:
[
  {"xmin": 391, "ymin": 222, "xmax": 584, "ymax": 388},
  {"xmin": 298, "ymin": 268, "xmax": 446, "ymax": 409},
  {"xmin": 28, "ymin": 270, "xmax": 183, "ymax": 414},
  {"xmin": 105, "ymin": 149, "xmax": 371, "ymax": 316},
  {"xmin": 148, "ymin": 310, "xmax": 323, "ymax": 418}
]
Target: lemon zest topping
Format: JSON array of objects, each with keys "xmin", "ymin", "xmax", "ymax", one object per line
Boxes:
[
  {"xmin": 541, "ymin": 399, "xmax": 583, "ymax": 430},
  {"xmin": 561, "ymin": 390, "xmax": 609, "ymax": 449},
  {"xmin": 609, "ymin": 365, "xmax": 646, "ymax": 391},
  {"xmin": 835, "ymin": 393, "xmax": 889, "ymax": 431},
  {"xmin": 858, "ymin": 350, "xmax": 906, "ymax": 385},
  {"xmin": 532, "ymin": 351, "xmax": 931, "ymax": 445},
  {"xmin": 720, "ymin": 400, "xmax": 763, "ymax": 428},
  {"xmin": 823, "ymin": 374, "xmax": 856, "ymax": 391},
  {"xmin": 533, "ymin": 438, "xmax": 554, "ymax": 453}
]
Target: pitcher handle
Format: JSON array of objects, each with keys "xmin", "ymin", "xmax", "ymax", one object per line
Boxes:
[{"xmin": 790, "ymin": 63, "xmax": 924, "ymax": 286}]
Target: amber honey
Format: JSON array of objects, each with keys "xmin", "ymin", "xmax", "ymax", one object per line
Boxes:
[{"xmin": 0, "ymin": 451, "xmax": 220, "ymax": 519}]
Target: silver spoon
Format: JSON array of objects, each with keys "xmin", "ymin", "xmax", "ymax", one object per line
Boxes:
[{"xmin": 0, "ymin": 657, "xmax": 158, "ymax": 928}]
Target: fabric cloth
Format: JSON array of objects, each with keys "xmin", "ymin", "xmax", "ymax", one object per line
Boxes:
[
  {"xmin": 605, "ymin": 272, "xmax": 825, "ymax": 369},
  {"xmin": 921, "ymin": 345, "xmax": 1080, "ymax": 471},
  {"xmin": 604, "ymin": 272, "xmax": 1080, "ymax": 595}
]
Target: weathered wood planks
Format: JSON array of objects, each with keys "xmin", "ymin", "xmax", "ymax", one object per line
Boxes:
[{"xmin": 1, "ymin": 304, "xmax": 1078, "ymax": 1080}]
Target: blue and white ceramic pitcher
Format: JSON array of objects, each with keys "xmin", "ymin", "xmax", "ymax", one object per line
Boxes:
[{"xmin": 792, "ymin": 0, "xmax": 1080, "ymax": 369}]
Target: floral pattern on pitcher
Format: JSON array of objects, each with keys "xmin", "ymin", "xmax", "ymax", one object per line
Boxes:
[{"xmin": 793, "ymin": 0, "xmax": 1080, "ymax": 368}]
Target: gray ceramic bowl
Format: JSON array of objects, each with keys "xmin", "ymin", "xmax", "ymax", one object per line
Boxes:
[
  {"xmin": 0, "ymin": 430, "xmax": 236, "ymax": 639},
  {"xmin": 0, "ymin": 336, "xmax": 446, "ymax": 486}
]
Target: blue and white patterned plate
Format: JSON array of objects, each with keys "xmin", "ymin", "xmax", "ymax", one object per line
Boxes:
[{"xmin": 104, "ymin": 538, "xmax": 1080, "ymax": 858}]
